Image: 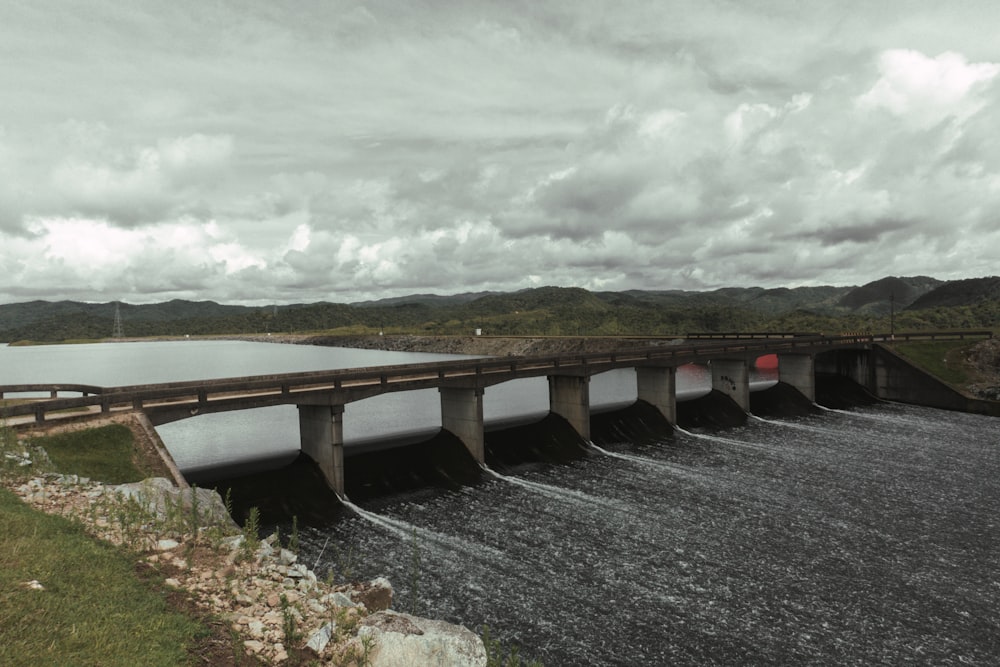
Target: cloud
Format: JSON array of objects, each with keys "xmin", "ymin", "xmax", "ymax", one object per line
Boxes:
[
  {"xmin": 48, "ymin": 133, "xmax": 233, "ymax": 225},
  {"xmin": 3, "ymin": 3, "xmax": 1000, "ymax": 304},
  {"xmin": 857, "ymin": 50, "xmax": 1000, "ymax": 128}
]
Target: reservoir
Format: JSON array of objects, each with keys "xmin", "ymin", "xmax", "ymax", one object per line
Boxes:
[{"xmin": 2, "ymin": 340, "xmax": 997, "ymax": 664}]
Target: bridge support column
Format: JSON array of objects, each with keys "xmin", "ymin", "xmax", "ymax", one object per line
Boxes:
[
  {"xmin": 636, "ymin": 366, "xmax": 676, "ymax": 424},
  {"xmin": 548, "ymin": 375, "xmax": 591, "ymax": 441},
  {"xmin": 778, "ymin": 353, "xmax": 815, "ymax": 402},
  {"xmin": 297, "ymin": 404, "xmax": 345, "ymax": 496},
  {"xmin": 439, "ymin": 387, "xmax": 485, "ymax": 464},
  {"xmin": 711, "ymin": 359, "xmax": 749, "ymax": 412}
]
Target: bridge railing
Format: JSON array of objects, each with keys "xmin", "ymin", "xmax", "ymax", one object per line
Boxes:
[
  {"xmin": 1, "ymin": 331, "xmax": 991, "ymax": 423},
  {"xmin": 686, "ymin": 332, "xmax": 813, "ymax": 339}
]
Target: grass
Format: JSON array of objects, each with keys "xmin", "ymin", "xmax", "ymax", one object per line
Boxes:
[
  {"xmin": 891, "ymin": 340, "xmax": 979, "ymax": 387},
  {"xmin": 0, "ymin": 421, "xmax": 248, "ymax": 666},
  {"xmin": 29, "ymin": 424, "xmax": 146, "ymax": 483},
  {"xmin": 0, "ymin": 486, "xmax": 207, "ymax": 667}
]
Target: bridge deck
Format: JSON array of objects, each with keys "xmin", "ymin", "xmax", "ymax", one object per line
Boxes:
[{"xmin": 1, "ymin": 331, "xmax": 989, "ymax": 427}]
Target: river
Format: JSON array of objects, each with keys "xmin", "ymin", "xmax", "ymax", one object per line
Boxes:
[{"xmin": 2, "ymin": 340, "xmax": 998, "ymax": 664}]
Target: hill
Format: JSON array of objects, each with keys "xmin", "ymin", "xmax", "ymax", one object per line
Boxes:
[
  {"xmin": 837, "ymin": 276, "xmax": 941, "ymax": 312},
  {"xmin": 1, "ymin": 276, "xmax": 998, "ymax": 343},
  {"xmin": 907, "ymin": 277, "xmax": 1000, "ymax": 310}
]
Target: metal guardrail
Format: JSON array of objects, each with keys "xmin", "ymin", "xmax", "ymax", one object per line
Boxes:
[{"xmin": 1, "ymin": 331, "xmax": 991, "ymax": 424}]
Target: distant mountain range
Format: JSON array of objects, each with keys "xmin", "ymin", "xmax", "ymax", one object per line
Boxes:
[{"xmin": 2, "ymin": 275, "xmax": 998, "ymax": 343}]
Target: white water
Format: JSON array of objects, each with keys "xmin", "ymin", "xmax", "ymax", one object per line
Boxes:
[{"xmin": 317, "ymin": 403, "xmax": 1000, "ymax": 665}]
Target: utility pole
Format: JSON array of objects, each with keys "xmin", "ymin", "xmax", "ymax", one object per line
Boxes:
[
  {"xmin": 112, "ymin": 302, "xmax": 125, "ymax": 339},
  {"xmin": 889, "ymin": 292, "xmax": 895, "ymax": 341}
]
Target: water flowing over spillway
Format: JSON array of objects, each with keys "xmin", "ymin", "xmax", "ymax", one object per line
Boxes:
[{"xmin": 302, "ymin": 403, "xmax": 1000, "ymax": 665}]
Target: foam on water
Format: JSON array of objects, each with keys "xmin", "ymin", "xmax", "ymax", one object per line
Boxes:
[
  {"xmin": 340, "ymin": 498, "xmax": 509, "ymax": 563},
  {"xmin": 589, "ymin": 442, "xmax": 709, "ymax": 482},
  {"xmin": 480, "ymin": 464, "xmax": 632, "ymax": 513},
  {"xmin": 674, "ymin": 424, "xmax": 774, "ymax": 451}
]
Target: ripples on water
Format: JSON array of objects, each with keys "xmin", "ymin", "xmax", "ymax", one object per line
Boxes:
[{"xmin": 303, "ymin": 403, "xmax": 1000, "ymax": 666}]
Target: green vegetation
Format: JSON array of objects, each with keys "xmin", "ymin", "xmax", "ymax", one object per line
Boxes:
[
  {"xmin": 481, "ymin": 625, "xmax": 543, "ymax": 667},
  {"xmin": 0, "ymin": 486, "xmax": 207, "ymax": 667},
  {"xmin": 29, "ymin": 424, "xmax": 145, "ymax": 484},
  {"xmin": 4, "ymin": 276, "xmax": 1000, "ymax": 343},
  {"xmin": 0, "ymin": 423, "xmax": 238, "ymax": 666},
  {"xmin": 240, "ymin": 506, "xmax": 262, "ymax": 561},
  {"xmin": 892, "ymin": 340, "xmax": 979, "ymax": 387}
]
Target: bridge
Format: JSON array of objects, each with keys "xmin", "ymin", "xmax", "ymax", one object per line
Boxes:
[{"xmin": 1, "ymin": 331, "xmax": 992, "ymax": 495}]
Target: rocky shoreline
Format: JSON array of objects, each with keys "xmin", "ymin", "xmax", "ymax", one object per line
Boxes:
[{"xmin": 2, "ymin": 437, "xmax": 487, "ymax": 666}]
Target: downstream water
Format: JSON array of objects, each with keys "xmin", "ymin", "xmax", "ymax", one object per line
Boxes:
[
  {"xmin": 3, "ymin": 341, "xmax": 998, "ymax": 664},
  {"xmin": 312, "ymin": 403, "xmax": 1000, "ymax": 665}
]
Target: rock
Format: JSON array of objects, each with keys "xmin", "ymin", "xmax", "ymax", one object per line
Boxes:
[
  {"xmin": 359, "ymin": 611, "xmax": 487, "ymax": 667},
  {"xmin": 110, "ymin": 478, "xmax": 236, "ymax": 528},
  {"xmin": 331, "ymin": 591, "xmax": 356, "ymax": 608},
  {"xmin": 243, "ymin": 639, "xmax": 264, "ymax": 654},
  {"xmin": 165, "ymin": 578, "xmax": 182, "ymax": 588},
  {"xmin": 306, "ymin": 621, "xmax": 335, "ymax": 655},
  {"xmin": 279, "ymin": 548, "xmax": 297, "ymax": 565},
  {"xmin": 157, "ymin": 539, "xmax": 180, "ymax": 551},
  {"xmin": 352, "ymin": 577, "xmax": 393, "ymax": 612},
  {"xmin": 247, "ymin": 620, "xmax": 266, "ymax": 638}
]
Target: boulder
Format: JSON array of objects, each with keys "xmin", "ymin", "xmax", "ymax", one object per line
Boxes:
[
  {"xmin": 359, "ymin": 611, "xmax": 486, "ymax": 667},
  {"xmin": 111, "ymin": 478, "xmax": 236, "ymax": 528},
  {"xmin": 351, "ymin": 576, "xmax": 393, "ymax": 612},
  {"xmin": 306, "ymin": 621, "xmax": 335, "ymax": 655}
]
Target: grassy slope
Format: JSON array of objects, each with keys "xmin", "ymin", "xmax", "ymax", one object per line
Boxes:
[
  {"xmin": 0, "ymin": 424, "xmax": 219, "ymax": 667},
  {"xmin": 0, "ymin": 488, "xmax": 206, "ymax": 667},
  {"xmin": 891, "ymin": 340, "xmax": 979, "ymax": 388},
  {"xmin": 35, "ymin": 423, "xmax": 146, "ymax": 483}
]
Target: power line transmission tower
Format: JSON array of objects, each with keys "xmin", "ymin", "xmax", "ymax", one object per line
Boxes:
[{"xmin": 112, "ymin": 302, "xmax": 125, "ymax": 339}]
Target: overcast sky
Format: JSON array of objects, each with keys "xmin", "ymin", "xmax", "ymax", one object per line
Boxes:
[{"xmin": 2, "ymin": 1, "xmax": 999, "ymax": 305}]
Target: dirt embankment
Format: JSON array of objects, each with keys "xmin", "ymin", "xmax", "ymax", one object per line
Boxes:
[
  {"xmin": 300, "ymin": 334, "xmax": 683, "ymax": 357},
  {"xmin": 963, "ymin": 338, "xmax": 1000, "ymax": 399}
]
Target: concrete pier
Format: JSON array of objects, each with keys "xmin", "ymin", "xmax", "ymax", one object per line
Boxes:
[
  {"xmin": 778, "ymin": 354, "xmax": 816, "ymax": 402},
  {"xmin": 711, "ymin": 359, "xmax": 750, "ymax": 412},
  {"xmin": 548, "ymin": 375, "xmax": 591, "ymax": 440},
  {"xmin": 636, "ymin": 366, "xmax": 677, "ymax": 424},
  {"xmin": 440, "ymin": 387, "xmax": 485, "ymax": 463},
  {"xmin": 298, "ymin": 404, "xmax": 345, "ymax": 496}
]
